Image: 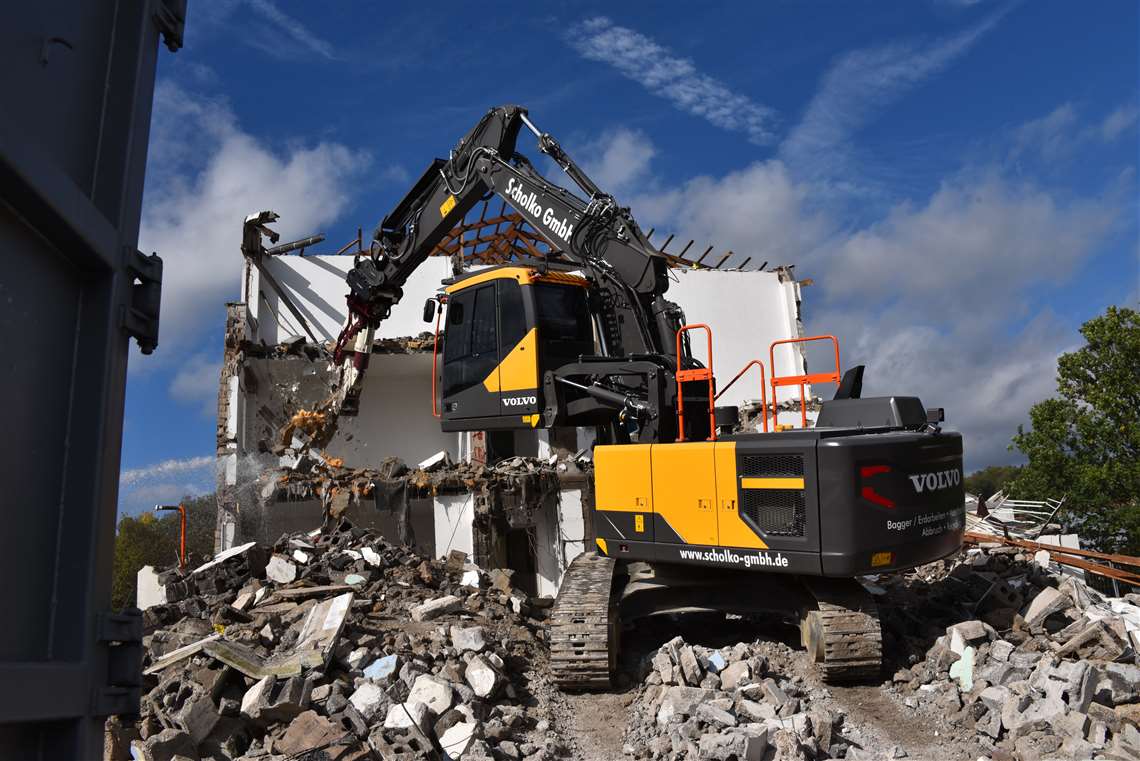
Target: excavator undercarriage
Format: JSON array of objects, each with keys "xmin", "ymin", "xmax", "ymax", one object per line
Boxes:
[{"xmin": 548, "ymin": 554, "xmax": 884, "ymax": 689}]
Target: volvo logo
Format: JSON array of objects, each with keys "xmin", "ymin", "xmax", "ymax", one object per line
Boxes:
[
  {"xmin": 502, "ymin": 395, "xmax": 536, "ymax": 407},
  {"xmin": 909, "ymin": 469, "xmax": 961, "ymax": 493}
]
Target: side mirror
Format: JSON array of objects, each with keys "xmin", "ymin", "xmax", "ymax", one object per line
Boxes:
[{"xmin": 422, "ymin": 298, "xmax": 436, "ymax": 323}]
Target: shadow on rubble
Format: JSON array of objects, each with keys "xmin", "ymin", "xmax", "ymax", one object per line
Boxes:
[
  {"xmin": 615, "ymin": 612, "xmax": 801, "ymax": 684},
  {"xmin": 873, "ymin": 554, "xmax": 1026, "ymax": 676}
]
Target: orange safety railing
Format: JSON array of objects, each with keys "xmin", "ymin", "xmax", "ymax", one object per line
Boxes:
[
  {"xmin": 715, "ymin": 359, "xmax": 769, "ymax": 432},
  {"xmin": 675, "ymin": 324, "xmax": 716, "ymax": 441},
  {"xmin": 769, "ymin": 335, "xmax": 841, "ymax": 429}
]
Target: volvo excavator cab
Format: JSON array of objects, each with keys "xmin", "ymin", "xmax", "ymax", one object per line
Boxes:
[{"xmin": 429, "ymin": 265, "xmax": 594, "ymax": 431}]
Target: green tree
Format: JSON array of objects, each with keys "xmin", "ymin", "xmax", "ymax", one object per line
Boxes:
[
  {"xmin": 1009, "ymin": 306, "xmax": 1140, "ymax": 554},
  {"xmin": 964, "ymin": 465, "xmax": 1022, "ymax": 502},
  {"xmin": 111, "ymin": 493, "xmax": 218, "ymax": 609}
]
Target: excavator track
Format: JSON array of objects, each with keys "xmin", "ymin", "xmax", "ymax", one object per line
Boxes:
[
  {"xmin": 801, "ymin": 581, "xmax": 882, "ymax": 683},
  {"xmin": 548, "ymin": 552, "xmax": 618, "ymax": 690}
]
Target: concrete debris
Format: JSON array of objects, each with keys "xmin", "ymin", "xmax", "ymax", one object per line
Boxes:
[
  {"xmin": 880, "ymin": 542, "xmax": 1140, "ymax": 760},
  {"xmin": 129, "ymin": 518, "xmax": 563, "ymax": 761}
]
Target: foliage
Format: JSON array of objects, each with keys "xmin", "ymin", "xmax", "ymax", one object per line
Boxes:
[
  {"xmin": 111, "ymin": 493, "xmax": 217, "ymax": 609},
  {"xmin": 1009, "ymin": 306, "xmax": 1140, "ymax": 554},
  {"xmin": 964, "ymin": 465, "xmax": 1022, "ymax": 502}
]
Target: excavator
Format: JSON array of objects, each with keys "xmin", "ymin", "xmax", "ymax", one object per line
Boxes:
[{"xmin": 329, "ymin": 105, "xmax": 965, "ymax": 688}]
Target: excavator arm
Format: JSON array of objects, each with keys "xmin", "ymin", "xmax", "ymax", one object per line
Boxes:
[{"xmin": 332, "ymin": 105, "xmax": 692, "ymax": 423}]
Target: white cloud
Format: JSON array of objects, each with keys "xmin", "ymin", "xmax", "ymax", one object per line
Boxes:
[
  {"xmin": 1010, "ymin": 103, "xmax": 1079, "ymax": 163},
  {"xmin": 629, "ymin": 158, "xmax": 832, "ymax": 269},
  {"xmin": 140, "ymin": 81, "xmax": 369, "ymax": 352},
  {"xmin": 120, "ymin": 455, "xmax": 214, "ymax": 488},
  {"xmin": 1009, "ymin": 101, "xmax": 1139, "ymax": 164},
  {"xmin": 1099, "ymin": 103, "xmax": 1139, "ymax": 142},
  {"xmin": 583, "ymin": 110, "xmax": 1120, "ymax": 468},
  {"xmin": 819, "ymin": 172, "xmax": 1117, "ymax": 327},
  {"xmin": 170, "ymin": 353, "xmax": 222, "ymax": 415},
  {"xmin": 780, "ymin": 11, "xmax": 1006, "ymax": 191},
  {"xmin": 245, "ymin": 0, "xmax": 336, "ymax": 59},
  {"xmin": 119, "ymin": 455, "xmax": 215, "ymax": 515},
  {"xmin": 566, "ymin": 17, "xmax": 777, "ymax": 145}
]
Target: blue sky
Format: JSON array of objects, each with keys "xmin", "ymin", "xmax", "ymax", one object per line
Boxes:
[{"xmin": 119, "ymin": 0, "xmax": 1139, "ymax": 514}]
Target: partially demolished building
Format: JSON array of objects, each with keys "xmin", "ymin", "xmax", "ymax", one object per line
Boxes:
[{"xmin": 214, "ymin": 205, "xmax": 815, "ymax": 598}]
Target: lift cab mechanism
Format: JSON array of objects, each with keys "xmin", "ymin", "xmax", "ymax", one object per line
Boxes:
[{"xmin": 333, "ymin": 105, "xmax": 965, "ymax": 688}]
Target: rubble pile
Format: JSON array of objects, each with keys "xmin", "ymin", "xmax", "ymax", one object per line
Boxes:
[
  {"xmin": 882, "ymin": 543, "xmax": 1140, "ymax": 760},
  {"xmin": 622, "ymin": 636, "xmax": 850, "ymax": 761},
  {"xmin": 120, "ymin": 520, "xmax": 564, "ymax": 761},
  {"xmin": 268, "ymin": 454, "xmax": 566, "ymax": 531}
]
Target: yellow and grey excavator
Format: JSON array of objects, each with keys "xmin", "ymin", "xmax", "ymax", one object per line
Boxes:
[{"xmin": 331, "ymin": 105, "xmax": 965, "ymax": 688}]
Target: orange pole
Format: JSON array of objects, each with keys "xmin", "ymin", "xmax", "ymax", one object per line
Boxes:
[
  {"xmin": 769, "ymin": 335, "xmax": 841, "ymax": 430},
  {"xmin": 177, "ymin": 504, "xmax": 186, "ymax": 569},
  {"xmin": 674, "ymin": 324, "xmax": 716, "ymax": 441},
  {"xmin": 715, "ymin": 359, "xmax": 769, "ymax": 432},
  {"xmin": 431, "ymin": 304, "xmax": 442, "ymax": 418}
]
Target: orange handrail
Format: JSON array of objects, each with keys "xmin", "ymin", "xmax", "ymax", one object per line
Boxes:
[
  {"xmin": 715, "ymin": 359, "xmax": 769, "ymax": 432},
  {"xmin": 431, "ymin": 302, "xmax": 443, "ymax": 418},
  {"xmin": 769, "ymin": 335, "xmax": 841, "ymax": 429},
  {"xmin": 675, "ymin": 324, "xmax": 716, "ymax": 441}
]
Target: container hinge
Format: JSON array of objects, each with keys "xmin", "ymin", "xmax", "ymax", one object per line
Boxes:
[
  {"xmin": 93, "ymin": 609, "xmax": 144, "ymax": 716},
  {"xmin": 121, "ymin": 247, "xmax": 163, "ymax": 355},
  {"xmin": 153, "ymin": 0, "xmax": 187, "ymax": 52}
]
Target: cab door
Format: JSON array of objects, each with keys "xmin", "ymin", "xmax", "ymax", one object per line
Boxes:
[{"xmin": 441, "ymin": 283, "xmax": 501, "ymax": 420}]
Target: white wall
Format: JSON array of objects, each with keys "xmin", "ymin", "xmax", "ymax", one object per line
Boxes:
[
  {"xmin": 668, "ymin": 269, "xmax": 809, "ymax": 428},
  {"xmin": 324, "ymin": 353, "xmax": 460, "ymax": 467},
  {"xmin": 433, "ymin": 494, "xmax": 475, "ymax": 559},
  {"xmin": 248, "ymin": 255, "xmax": 454, "ymax": 344}
]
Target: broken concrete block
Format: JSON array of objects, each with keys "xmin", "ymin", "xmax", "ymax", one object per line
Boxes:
[
  {"xmin": 275, "ymin": 710, "xmax": 347, "ymax": 756},
  {"xmin": 656, "ymin": 686, "xmax": 713, "ymax": 725},
  {"xmin": 438, "ymin": 719, "xmax": 479, "ymax": 759},
  {"xmin": 130, "ymin": 728, "xmax": 197, "ymax": 761},
  {"xmin": 265, "ymin": 555, "xmax": 297, "ymax": 584},
  {"xmin": 1097, "ymin": 662, "xmax": 1140, "ymax": 705},
  {"xmin": 464, "ymin": 655, "xmax": 501, "ymax": 698},
  {"xmin": 978, "ymin": 685, "xmax": 1009, "ymax": 712},
  {"xmin": 990, "ymin": 639, "xmax": 1014, "ymax": 662},
  {"xmin": 292, "ymin": 549, "xmax": 310, "ymax": 564},
  {"xmin": 706, "ymin": 651, "xmax": 727, "ymax": 673},
  {"xmin": 720, "ymin": 660, "xmax": 751, "ymax": 691},
  {"xmin": 175, "ymin": 691, "xmax": 219, "ymax": 745},
  {"xmin": 344, "ymin": 573, "xmax": 367, "ymax": 585},
  {"xmin": 408, "ymin": 674, "xmax": 454, "ymax": 716},
  {"xmin": 678, "ymin": 646, "xmax": 703, "ymax": 686},
  {"xmin": 652, "ymin": 651, "xmax": 675, "ymax": 685},
  {"xmin": 737, "ymin": 699, "xmax": 777, "ymax": 723},
  {"xmin": 947, "ymin": 620, "xmax": 990, "ymax": 645},
  {"xmin": 361, "ymin": 545, "xmax": 382, "ymax": 567},
  {"xmin": 1023, "ymin": 586, "xmax": 1072, "ymax": 628},
  {"xmin": 410, "ymin": 595, "xmax": 461, "ymax": 622},
  {"xmin": 697, "ymin": 702, "xmax": 737, "ymax": 727},
  {"xmin": 240, "ymin": 675, "xmax": 274, "ymax": 721},
  {"xmin": 949, "ymin": 646, "xmax": 975, "ymax": 691},
  {"xmin": 460, "ymin": 569, "xmax": 481, "ymax": 588},
  {"xmin": 137, "ymin": 565, "xmax": 168, "ymax": 611},
  {"xmin": 450, "ymin": 625, "xmax": 487, "ymax": 653},
  {"xmin": 363, "ymin": 653, "xmax": 401, "ymax": 681},
  {"xmin": 384, "ymin": 700, "xmax": 431, "ymax": 733},
  {"xmin": 258, "ymin": 675, "xmax": 311, "ymax": 724},
  {"xmin": 349, "ymin": 681, "xmax": 390, "ymax": 723}
]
